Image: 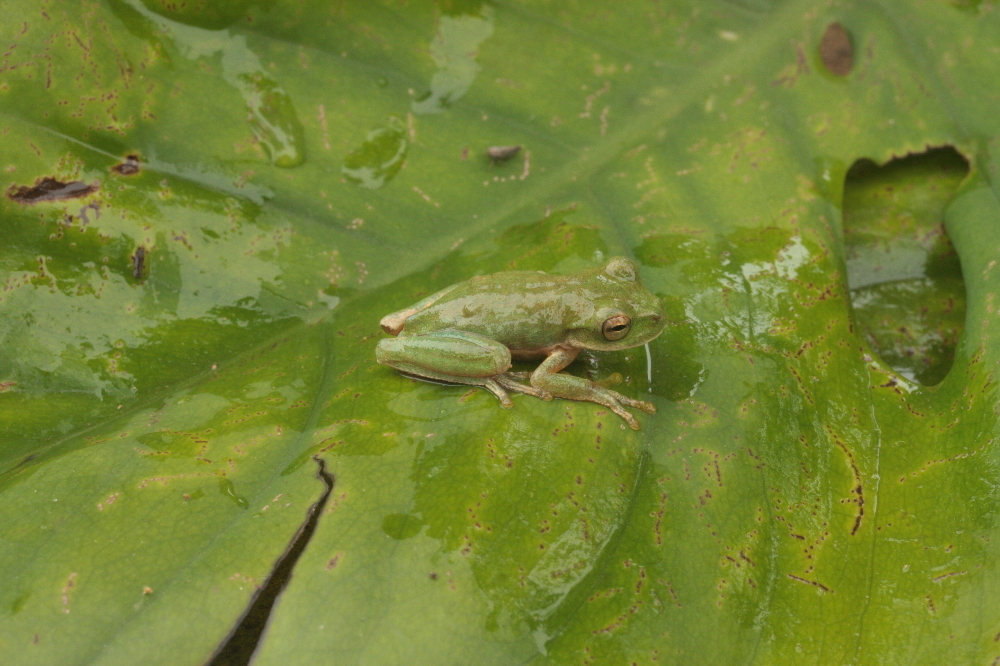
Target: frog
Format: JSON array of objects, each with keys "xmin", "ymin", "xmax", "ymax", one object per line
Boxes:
[{"xmin": 376, "ymin": 256, "xmax": 666, "ymax": 429}]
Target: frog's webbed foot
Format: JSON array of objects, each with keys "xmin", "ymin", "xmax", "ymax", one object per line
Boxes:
[
  {"xmin": 528, "ymin": 347, "xmax": 657, "ymax": 429},
  {"xmin": 481, "ymin": 379, "xmax": 515, "ymax": 408},
  {"xmin": 587, "ymin": 386, "xmax": 656, "ymax": 430},
  {"xmin": 496, "ymin": 373, "xmax": 553, "ymax": 401}
]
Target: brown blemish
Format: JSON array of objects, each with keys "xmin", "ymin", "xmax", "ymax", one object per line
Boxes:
[
  {"xmin": 112, "ymin": 154, "xmax": 141, "ymax": 175},
  {"xmin": 61, "ymin": 572, "xmax": 78, "ymax": 613},
  {"xmin": 7, "ymin": 177, "xmax": 98, "ymax": 204},
  {"xmin": 931, "ymin": 570, "xmax": 967, "ymax": 583},
  {"xmin": 820, "ymin": 23, "xmax": 853, "ymax": 76},
  {"xmin": 787, "ymin": 573, "xmax": 832, "ymax": 593},
  {"xmin": 653, "ymin": 492, "xmax": 667, "ymax": 546},
  {"xmin": 828, "ymin": 426, "xmax": 864, "ymax": 535}
]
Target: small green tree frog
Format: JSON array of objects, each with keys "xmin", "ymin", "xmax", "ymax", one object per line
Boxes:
[{"xmin": 376, "ymin": 257, "xmax": 666, "ymax": 429}]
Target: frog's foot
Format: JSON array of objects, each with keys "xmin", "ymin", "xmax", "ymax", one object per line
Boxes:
[
  {"xmin": 614, "ymin": 393, "xmax": 657, "ymax": 415},
  {"xmin": 482, "ymin": 379, "xmax": 515, "ymax": 408},
  {"xmin": 532, "ymin": 373, "xmax": 655, "ymax": 430},
  {"xmin": 496, "ymin": 373, "xmax": 553, "ymax": 401},
  {"xmin": 590, "ymin": 387, "xmax": 645, "ymax": 430}
]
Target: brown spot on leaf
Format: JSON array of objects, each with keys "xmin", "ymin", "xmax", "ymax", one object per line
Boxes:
[
  {"xmin": 112, "ymin": 154, "xmax": 141, "ymax": 175},
  {"xmin": 820, "ymin": 23, "xmax": 853, "ymax": 76},
  {"xmin": 7, "ymin": 177, "xmax": 98, "ymax": 204}
]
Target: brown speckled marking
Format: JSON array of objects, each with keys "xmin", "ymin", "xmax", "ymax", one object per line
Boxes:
[
  {"xmin": 787, "ymin": 573, "xmax": 832, "ymax": 593},
  {"xmin": 827, "ymin": 426, "xmax": 864, "ymax": 535}
]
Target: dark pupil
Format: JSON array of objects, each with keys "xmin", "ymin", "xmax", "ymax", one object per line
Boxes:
[{"xmin": 609, "ymin": 325, "xmax": 627, "ymax": 332}]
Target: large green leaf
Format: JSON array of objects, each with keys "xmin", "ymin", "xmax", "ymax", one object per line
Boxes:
[{"xmin": 2, "ymin": 1, "xmax": 999, "ymax": 664}]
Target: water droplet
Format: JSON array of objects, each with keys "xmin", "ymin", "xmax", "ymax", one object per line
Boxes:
[
  {"xmin": 219, "ymin": 477, "xmax": 249, "ymax": 509},
  {"xmin": 342, "ymin": 118, "xmax": 408, "ymax": 189},
  {"xmin": 411, "ymin": 6, "xmax": 494, "ymax": 114},
  {"xmin": 125, "ymin": 2, "xmax": 305, "ymax": 168},
  {"xmin": 240, "ymin": 72, "xmax": 306, "ymax": 167},
  {"xmin": 381, "ymin": 513, "xmax": 423, "ymax": 540}
]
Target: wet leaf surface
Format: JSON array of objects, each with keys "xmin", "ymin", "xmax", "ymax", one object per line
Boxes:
[{"xmin": 1, "ymin": 1, "xmax": 1000, "ymax": 665}]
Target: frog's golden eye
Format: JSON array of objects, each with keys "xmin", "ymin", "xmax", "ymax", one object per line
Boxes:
[{"xmin": 602, "ymin": 315, "xmax": 631, "ymax": 341}]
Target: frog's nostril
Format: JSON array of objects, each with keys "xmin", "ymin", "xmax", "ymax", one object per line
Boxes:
[{"xmin": 652, "ymin": 315, "xmax": 661, "ymax": 323}]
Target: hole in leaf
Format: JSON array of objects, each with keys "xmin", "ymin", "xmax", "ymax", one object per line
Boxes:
[
  {"xmin": 842, "ymin": 146, "xmax": 969, "ymax": 386},
  {"xmin": 207, "ymin": 456, "xmax": 334, "ymax": 666}
]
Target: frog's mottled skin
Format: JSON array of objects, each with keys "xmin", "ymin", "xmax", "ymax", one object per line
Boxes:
[{"xmin": 376, "ymin": 257, "xmax": 666, "ymax": 429}]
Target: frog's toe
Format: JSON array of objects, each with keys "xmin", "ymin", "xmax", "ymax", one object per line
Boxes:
[
  {"xmin": 609, "ymin": 405, "xmax": 641, "ymax": 430},
  {"xmin": 633, "ymin": 400, "xmax": 656, "ymax": 415},
  {"xmin": 616, "ymin": 394, "xmax": 656, "ymax": 414},
  {"xmin": 496, "ymin": 374, "xmax": 552, "ymax": 401},
  {"xmin": 483, "ymin": 379, "xmax": 514, "ymax": 408}
]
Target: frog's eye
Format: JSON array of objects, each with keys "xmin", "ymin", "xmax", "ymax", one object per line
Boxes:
[{"xmin": 602, "ymin": 315, "xmax": 631, "ymax": 341}]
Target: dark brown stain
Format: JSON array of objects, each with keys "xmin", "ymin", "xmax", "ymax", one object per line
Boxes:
[
  {"xmin": 7, "ymin": 177, "xmax": 98, "ymax": 204},
  {"xmin": 132, "ymin": 246, "xmax": 146, "ymax": 279},
  {"xmin": 112, "ymin": 154, "xmax": 141, "ymax": 176},
  {"xmin": 820, "ymin": 22, "xmax": 853, "ymax": 76}
]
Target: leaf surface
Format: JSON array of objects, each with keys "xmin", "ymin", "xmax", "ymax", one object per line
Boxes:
[{"xmin": 1, "ymin": 1, "xmax": 999, "ymax": 665}]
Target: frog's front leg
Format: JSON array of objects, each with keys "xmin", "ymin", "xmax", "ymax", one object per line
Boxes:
[
  {"xmin": 376, "ymin": 330, "xmax": 551, "ymax": 406},
  {"xmin": 530, "ymin": 346, "xmax": 656, "ymax": 430}
]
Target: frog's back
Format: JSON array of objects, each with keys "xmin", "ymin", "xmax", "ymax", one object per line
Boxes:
[{"xmin": 402, "ymin": 270, "xmax": 587, "ymax": 351}]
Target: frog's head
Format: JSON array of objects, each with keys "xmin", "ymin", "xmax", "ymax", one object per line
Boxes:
[{"xmin": 571, "ymin": 257, "xmax": 667, "ymax": 352}]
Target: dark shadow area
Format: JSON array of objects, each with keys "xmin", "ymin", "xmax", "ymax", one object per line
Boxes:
[
  {"xmin": 842, "ymin": 146, "xmax": 969, "ymax": 386},
  {"xmin": 207, "ymin": 456, "xmax": 335, "ymax": 666}
]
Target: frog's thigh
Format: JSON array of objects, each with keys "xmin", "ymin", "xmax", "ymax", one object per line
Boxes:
[{"xmin": 376, "ymin": 329, "xmax": 511, "ymax": 378}]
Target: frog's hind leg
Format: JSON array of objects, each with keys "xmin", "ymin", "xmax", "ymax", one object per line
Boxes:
[
  {"xmin": 393, "ymin": 365, "xmax": 514, "ymax": 407},
  {"xmin": 376, "ymin": 330, "xmax": 517, "ymax": 407},
  {"xmin": 496, "ymin": 374, "xmax": 553, "ymax": 401}
]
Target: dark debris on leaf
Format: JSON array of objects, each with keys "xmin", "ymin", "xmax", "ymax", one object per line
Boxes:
[
  {"xmin": 133, "ymin": 246, "xmax": 146, "ymax": 280},
  {"xmin": 487, "ymin": 145, "xmax": 521, "ymax": 162}
]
